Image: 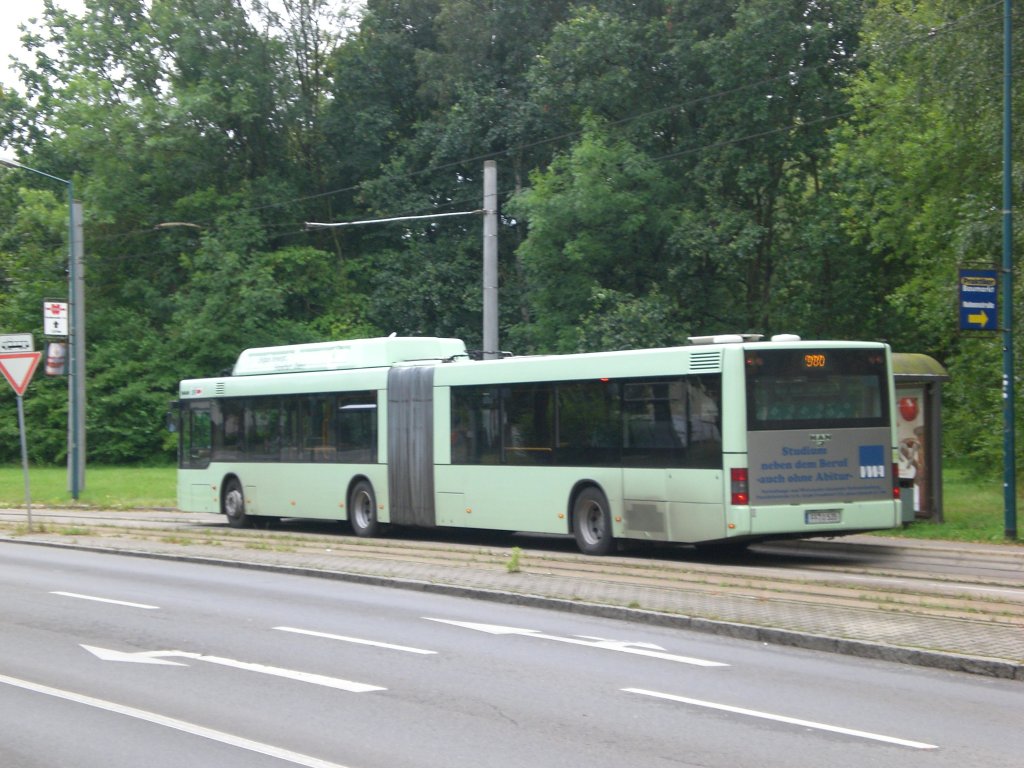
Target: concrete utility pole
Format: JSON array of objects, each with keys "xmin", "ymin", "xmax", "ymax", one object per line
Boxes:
[
  {"xmin": 482, "ymin": 160, "xmax": 499, "ymax": 360},
  {"xmin": 70, "ymin": 200, "xmax": 85, "ymax": 498},
  {"xmin": 306, "ymin": 161, "xmax": 500, "ymax": 358}
]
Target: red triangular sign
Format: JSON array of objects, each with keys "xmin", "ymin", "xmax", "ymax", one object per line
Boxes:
[{"xmin": 0, "ymin": 352, "xmax": 43, "ymax": 396}]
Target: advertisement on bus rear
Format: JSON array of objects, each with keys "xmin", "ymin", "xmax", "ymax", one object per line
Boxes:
[{"xmin": 746, "ymin": 427, "xmax": 891, "ymax": 505}]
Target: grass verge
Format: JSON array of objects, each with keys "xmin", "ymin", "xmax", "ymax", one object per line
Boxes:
[
  {"xmin": 886, "ymin": 464, "xmax": 1022, "ymax": 544},
  {"xmin": 0, "ymin": 465, "xmax": 176, "ymax": 509}
]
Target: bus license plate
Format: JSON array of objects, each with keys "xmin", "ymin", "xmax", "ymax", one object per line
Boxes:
[{"xmin": 806, "ymin": 509, "xmax": 841, "ymax": 524}]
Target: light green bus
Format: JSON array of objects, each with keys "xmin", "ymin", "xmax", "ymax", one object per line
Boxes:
[{"xmin": 174, "ymin": 334, "xmax": 901, "ymax": 554}]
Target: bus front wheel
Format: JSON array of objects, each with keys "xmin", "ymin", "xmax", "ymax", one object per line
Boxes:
[
  {"xmin": 223, "ymin": 478, "xmax": 251, "ymax": 529},
  {"xmin": 572, "ymin": 487, "xmax": 614, "ymax": 555},
  {"xmin": 350, "ymin": 480, "xmax": 380, "ymax": 538}
]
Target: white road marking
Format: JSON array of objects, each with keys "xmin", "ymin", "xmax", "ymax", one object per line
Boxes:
[
  {"xmin": 575, "ymin": 635, "xmax": 666, "ymax": 650},
  {"xmin": 80, "ymin": 645, "xmax": 385, "ymax": 693},
  {"xmin": 51, "ymin": 591, "xmax": 159, "ymax": 610},
  {"xmin": 0, "ymin": 672, "xmax": 356, "ymax": 768},
  {"xmin": 424, "ymin": 618, "xmax": 728, "ymax": 667},
  {"xmin": 624, "ymin": 688, "xmax": 938, "ymax": 750},
  {"xmin": 274, "ymin": 626, "xmax": 437, "ymax": 655},
  {"xmin": 81, "ymin": 645, "xmax": 187, "ymax": 666}
]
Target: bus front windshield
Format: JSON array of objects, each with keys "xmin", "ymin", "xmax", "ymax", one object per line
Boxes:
[{"xmin": 745, "ymin": 348, "xmax": 889, "ymax": 431}]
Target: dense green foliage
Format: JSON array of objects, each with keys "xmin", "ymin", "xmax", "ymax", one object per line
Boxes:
[{"xmin": 0, "ymin": 0, "xmax": 1020, "ymax": 473}]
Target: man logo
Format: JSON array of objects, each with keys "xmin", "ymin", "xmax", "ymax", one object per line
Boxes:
[{"xmin": 809, "ymin": 433, "xmax": 832, "ymax": 447}]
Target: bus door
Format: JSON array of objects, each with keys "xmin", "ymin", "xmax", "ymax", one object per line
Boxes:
[
  {"xmin": 620, "ymin": 380, "xmax": 677, "ymax": 542},
  {"xmin": 621, "ymin": 377, "xmax": 725, "ymax": 543},
  {"xmin": 178, "ymin": 401, "xmax": 218, "ymax": 512}
]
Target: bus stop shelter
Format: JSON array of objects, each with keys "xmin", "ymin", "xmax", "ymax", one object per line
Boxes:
[{"xmin": 892, "ymin": 353, "xmax": 950, "ymax": 523}]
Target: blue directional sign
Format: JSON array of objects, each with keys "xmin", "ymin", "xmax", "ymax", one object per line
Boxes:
[{"xmin": 958, "ymin": 269, "xmax": 998, "ymax": 331}]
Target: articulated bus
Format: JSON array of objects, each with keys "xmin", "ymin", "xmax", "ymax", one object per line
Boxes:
[{"xmin": 174, "ymin": 334, "xmax": 901, "ymax": 554}]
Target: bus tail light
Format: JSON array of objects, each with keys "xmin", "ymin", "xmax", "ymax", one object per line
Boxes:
[
  {"xmin": 731, "ymin": 468, "xmax": 749, "ymax": 505},
  {"xmin": 893, "ymin": 463, "xmax": 900, "ymax": 500}
]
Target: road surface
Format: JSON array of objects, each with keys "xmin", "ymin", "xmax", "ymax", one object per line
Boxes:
[{"xmin": 2, "ymin": 542, "xmax": 1022, "ymax": 767}]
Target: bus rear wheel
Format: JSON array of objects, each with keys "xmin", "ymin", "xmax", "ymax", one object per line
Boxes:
[
  {"xmin": 572, "ymin": 487, "xmax": 614, "ymax": 555},
  {"xmin": 223, "ymin": 478, "xmax": 251, "ymax": 529},
  {"xmin": 349, "ymin": 480, "xmax": 380, "ymax": 538}
]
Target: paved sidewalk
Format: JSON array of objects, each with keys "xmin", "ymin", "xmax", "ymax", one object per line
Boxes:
[{"xmin": 2, "ymin": 508, "xmax": 1023, "ymax": 680}]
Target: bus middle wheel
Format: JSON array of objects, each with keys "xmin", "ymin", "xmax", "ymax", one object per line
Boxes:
[
  {"xmin": 349, "ymin": 480, "xmax": 380, "ymax": 538},
  {"xmin": 223, "ymin": 478, "xmax": 251, "ymax": 529},
  {"xmin": 572, "ymin": 487, "xmax": 614, "ymax": 555}
]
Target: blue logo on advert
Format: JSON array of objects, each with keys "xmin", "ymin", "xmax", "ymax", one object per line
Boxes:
[{"xmin": 858, "ymin": 445, "xmax": 885, "ymax": 479}]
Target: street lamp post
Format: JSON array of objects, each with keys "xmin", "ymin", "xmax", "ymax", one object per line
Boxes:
[{"xmin": 0, "ymin": 157, "xmax": 86, "ymax": 499}]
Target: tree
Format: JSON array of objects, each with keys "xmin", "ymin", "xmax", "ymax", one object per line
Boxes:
[
  {"xmin": 673, "ymin": 0, "xmax": 864, "ymax": 332},
  {"xmin": 825, "ymin": 0, "xmax": 1020, "ymax": 471},
  {"xmin": 321, "ymin": 0, "xmax": 573, "ymax": 350},
  {"xmin": 0, "ymin": 180, "xmax": 75, "ymax": 464},
  {"xmin": 1, "ymin": 0, "xmax": 354, "ymax": 463},
  {"xmin": 510, "ymin": 120, "xmax": 676, "ymax": 352}
]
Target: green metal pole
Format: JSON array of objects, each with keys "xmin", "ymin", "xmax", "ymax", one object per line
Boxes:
[{"xmin": 1003, "ymin": 0, "xmax": 1017, "ymax": 540}]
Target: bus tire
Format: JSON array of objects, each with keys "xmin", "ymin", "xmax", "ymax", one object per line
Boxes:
[
  {"xmin": 223, "ymin": 478, "xmax": 251, "ymax": 529},
  {"xmin": 349, "ymin": 480, "xmax": 379, "ymax": 538},
  {"xmin": 572, "ymin": 486, "xmax": 615, "ymax": 555}
]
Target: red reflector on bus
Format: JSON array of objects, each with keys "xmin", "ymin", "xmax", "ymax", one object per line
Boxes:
[
  {"xmin": 731, "ymin": 468, "xmax": 749, "ymax": 505},
  {"xmin": 893, "ymin": 463, "xmax": 900, "ymax": 499}
]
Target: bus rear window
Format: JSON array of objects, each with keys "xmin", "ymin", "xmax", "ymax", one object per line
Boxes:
[{"xmin": 745, "ymin": 348, "xmax": 889, "ymax": 430}]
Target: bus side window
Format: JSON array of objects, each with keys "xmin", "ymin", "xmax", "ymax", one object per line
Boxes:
[
  {"xmin": 335, "ymin": 393, "xmax": 377, "ymax": 463},
  {"xmin": 503, "ymin": 383, "xmax": 554, "ymax": 465},
  {"xmin": 215, "ymin": 399, "xmax": 245, "ymax": 461},
  {"xmin": 555, "ymin": 381, "xmax": 620, "ymax": 466},
  {"xmin": 281, "ymin": 397, "xmax": 305, "ymax": 462},
  {"xmin": 247, "ymin": 398, "xmax": 282, "ymax": 461},
  {"xmin": 685, "ymin": 375, "xmax": 722, "ymax": 468},
  {"xmin": 622, "ymin": 380, "xmax": 684, "ymax": 468},
  {"xmin": 305, "ymin": 395, "xmax": 336, "ymax": 462},
  {"xmin": 620, "ymin": 376, "xmax": 722, "ymax": 469},
  {"xmin": 451, "ymin": 386, "xmax": 501, "ymax": 464}
]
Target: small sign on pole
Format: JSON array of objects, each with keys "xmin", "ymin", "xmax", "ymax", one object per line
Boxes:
[
  {"xmin": 0, "ymin": 333, "xmax": 33, "ymax": 353},
  {"xmin": 43, "ymin": 300, "xmax": 69, "ymax": 337},
  {"xmin": 0, "ymin": 351, "xmax": 42, "ymax": 531},
  {"xmin": 958, "ymin": 269, "xmax": 999, "ymax": 331}
]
